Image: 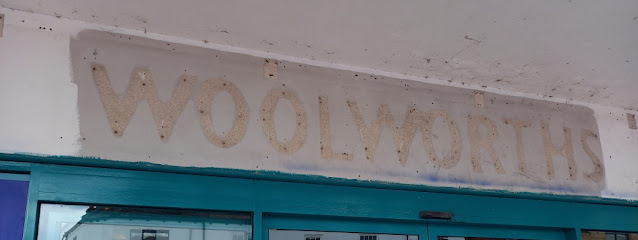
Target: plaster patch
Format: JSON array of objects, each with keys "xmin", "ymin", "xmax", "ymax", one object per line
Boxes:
[
  {"xmin": 261, "ymin": 88, "xmax": 307, "ymax": 154},
  {"xmin": 627, "ymin": 113, "xmax": 636, "ymax": 130},
  {"xmin": 91, "ymin": 63, "xmax": 196, "ymax": 142},
  {"xmin": 474, "ymin": 91, "xmax": 485, "ymax": 108},
  {"xmin": 197, "ymin": 78, "xmax": 248, "ymax": 148},
  {"xmin": 264, "ymin": 59, "xmax": 278, "ymax": 80}
]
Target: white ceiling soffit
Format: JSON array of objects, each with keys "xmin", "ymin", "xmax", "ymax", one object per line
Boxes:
[{"xmin": 1, "ymin": 0, "xmax": 637, "ymax": 110}]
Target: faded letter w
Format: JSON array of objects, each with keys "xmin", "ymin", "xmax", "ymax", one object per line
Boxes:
[{"xmin": 91, "ymin": 63, "xmax": 196, "ymax": 142}]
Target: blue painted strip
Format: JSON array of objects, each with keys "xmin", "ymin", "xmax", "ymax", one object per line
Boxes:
[
  {"xmin": 0, "ymin": 152, "xmax": 636, "ymax": 207},
  {"xmin": 0, "ymin": 178, "xmax": 29, "ymax": 240},
  {"xmin": 285, "ymin": 162, "xmax": 591, "ymax": 194}
]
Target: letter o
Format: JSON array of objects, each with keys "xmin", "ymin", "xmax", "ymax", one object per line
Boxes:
[
  {"xmin": 261, "ymin": 88, "xmax": 307, "ymax": 154},
  {"xmin": 422, "ymin": 110, "xmax": 462, "ymax": 169},
  {"xmin": 197, "ymin": 79, "xmax": 248, "ymax": 148}
]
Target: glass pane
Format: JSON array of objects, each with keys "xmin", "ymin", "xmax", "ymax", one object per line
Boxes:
[
  {"xmin": 270, "ymin": 229, "xmax": 417, "ymax": 240},
  {"xmin": 37, "ymin": 204, "xmax": 252, "ymax": 240},
  {"xmin": 582, "ymin": 230, "xmax": 638, "ymax": 240}
]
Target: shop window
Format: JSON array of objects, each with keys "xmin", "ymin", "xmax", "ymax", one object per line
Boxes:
[
  {"xmin": 37, "ymin": 204, "xmax": 252, "ymax": 240},
  {"xmin": 360, "ymin": 235, "xmax": 377, "ymax": 240},
  {"xmin": 271, "ymin": 230, "xmax": 415, "ymax": 240},
  {"xmin": 234, "ymin": 232, "xmax": 247, "ymax": 240},
  {"xmin": 130, "ymin": 229, "xmax": 169, "ymax": 240},
  {"xmin": 582, "ymin": 230, "xmax": 638, "ymax": 240}
]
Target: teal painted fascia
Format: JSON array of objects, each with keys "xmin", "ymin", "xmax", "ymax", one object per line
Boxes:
[
  {"xmin": 0, "ymin": 152, "xmax": 635, "ymax": 239},
  {"xmin": 0, "ymin": 172, "xmax": 30, "ymax": 181},
  {"xmin": 1, "ymin": 152, "xmax": 635, "ymax": 207},
  {"xmin": 0, "ymin": 160, "xmax": 31, "ymax": 173}
]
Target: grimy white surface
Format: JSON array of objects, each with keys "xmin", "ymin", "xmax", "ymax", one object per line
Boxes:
[
  {"xmin": 2, "ymin": 0, "xmax": 637, "ymax": 110},
  {"xmin": 72, "ymin": 30, "xmax": 604, "ymax": 195},
  {"xmin": 0, "ymin": 8, "xmax": 636, "ymax": 199}
]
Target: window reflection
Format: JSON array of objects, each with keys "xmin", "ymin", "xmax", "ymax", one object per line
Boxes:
[
  {"xmin": 130, "ymin": 229, "xmax": 169, "ymax": 240},
  {"xmin": 270, "ymin": 230, "xmax": 416, "ymax": 240},
  {"xmin": 37, "ymin": 204, "xmax": 252, "ymax": 240},
  {"xmin": 582, "ymin": 230, "xmax": 638, "ymax": 240},
  {"xmin": 438, "ymin": 238, "xmax": 527, "ymax": 240}
]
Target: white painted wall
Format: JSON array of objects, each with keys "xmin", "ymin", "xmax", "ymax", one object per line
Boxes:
[
  {"xmin": 0, "ymin": 8, "xmax": 636, "ymax": 200},
  {"xmin": 0, "ymin": 10, "xmax": 79, "ymax": 155},
  {"xmin": 3, "ymin": 0, "xmax": 638, "ymax": 110}
]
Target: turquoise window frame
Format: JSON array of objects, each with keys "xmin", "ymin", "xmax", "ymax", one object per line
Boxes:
[
  {"xmin": 262, "ymin": 214, "xmax": 565, "ymax": 240},
  {"xmin": 0, "ymin": 153, "xmax": 636, "ymax": 240},
  {"xmin": 0, "ymin": 172, "xmax": 29, "ymax": 181},
  {"xmin": 427, "ymin": 223, "xmax": 566, "ymax": 240}
]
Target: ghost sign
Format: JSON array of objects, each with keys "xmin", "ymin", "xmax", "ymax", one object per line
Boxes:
[{"xmin": 72, "ymin": 30, "xmax": 605, "ymax": 196}]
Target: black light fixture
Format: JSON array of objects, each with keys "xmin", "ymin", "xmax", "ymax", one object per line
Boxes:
[{"xmin": 419, "ymin": 211, "xmax": 452, "ymax": 220}]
